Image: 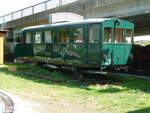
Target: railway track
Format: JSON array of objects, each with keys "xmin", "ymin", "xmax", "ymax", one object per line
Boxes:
[
  {"xmin": 41, "ymin": 64, "xmax": 150, "ymax": 80},
  {"xmin": 0, "ymin": 92, "xmax": 14, "ymax": 113},
  {"xmin": 83, "ymin": 71, "xmax": 150, "ymax": 79}
]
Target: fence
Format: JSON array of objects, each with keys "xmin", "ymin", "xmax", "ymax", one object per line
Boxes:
[{"xmin": 0, "ymin": 0, "xmax": 78, "ymax": 24}]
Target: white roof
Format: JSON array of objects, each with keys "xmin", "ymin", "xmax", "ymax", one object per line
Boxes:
[
  {"xmin": 23, "ymin": 18, "xmax": 110, "ymax": 31},
  {"xmin": 52, "ymin": 18, "xmax": 108, "ymax": 25},
  {"xmin": 22, "ymin": 25, "xmax": 46, "ymax": 31},
  {"xmin": 49, "ymin": 12, "xmax": 84, "ymax": 24}
]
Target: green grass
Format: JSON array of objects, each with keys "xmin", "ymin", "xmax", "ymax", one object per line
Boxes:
[
  {"xmin": 0, "ymin": 63, "xmax": 150, "ymax": 113},
  {"xmin": 134, "ymin": 41, "xmax": 150, "ymax": 46}
]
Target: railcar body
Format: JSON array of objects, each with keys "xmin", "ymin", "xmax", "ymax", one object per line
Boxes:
[{"xmin": 14, "ymin": 18, "xmax": 134, "ymax": 69}]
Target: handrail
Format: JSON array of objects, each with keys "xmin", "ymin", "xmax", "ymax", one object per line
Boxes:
[{"xmin": 0, "ymin": 0, "xmax": 78, "ymax": 24}]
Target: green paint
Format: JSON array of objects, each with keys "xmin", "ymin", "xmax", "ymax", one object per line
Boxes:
[{"xmin": 14, "ymin": 18, "xmax": 134, "ymax": 67}]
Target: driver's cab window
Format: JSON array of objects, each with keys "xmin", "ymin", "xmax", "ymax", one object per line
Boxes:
[
  {"xmin": 126, "ymin": 29, "xmax": 133, "ymax": 44},
  {"xmin": 114, "ymin": 28, "xmax": 125, "ymax": 43},
  {"xmin": 88, "ymin": 25, "xmax": 100, "ymax": 43}
]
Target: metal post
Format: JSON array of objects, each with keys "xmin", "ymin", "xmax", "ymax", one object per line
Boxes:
[
  {"xmin": 32, "ymin": 6, "xmax": 34, "ymax": 14},
  {"xmin": 11, "ymin": 13, "xmax": 14, "ymax": 20},
  {"xmin": 21, "ymin": 10, "xmax": 23, "ymax": 17},
  {"xmin": 3, "ymin": 16, "xmax": 5, "ymax": 23},
  {"xmin": 45, "ymin": 1, "xmax": 47, "ymax": 10},
  {"xmin": 59, "ymin": 0, "xmax": 62, "ymax": 6}
]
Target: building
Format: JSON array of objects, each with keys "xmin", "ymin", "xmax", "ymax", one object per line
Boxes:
[{"xmin": 0, "ymin": 30, "xmax": 8, "ymax": 64}]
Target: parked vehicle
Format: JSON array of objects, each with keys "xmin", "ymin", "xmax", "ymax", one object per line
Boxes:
[{"xmin": 14, "ymin": 18, "xmax": 134, "ymax": 70}]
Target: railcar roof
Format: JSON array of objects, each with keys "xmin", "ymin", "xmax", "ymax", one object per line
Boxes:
[{"xmin": 22, "ymin": 18, "xmax": 110, "ymax": 31}]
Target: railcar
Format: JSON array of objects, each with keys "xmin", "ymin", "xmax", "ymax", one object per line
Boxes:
[{"xmin": 14, "ymin": 18, "xmax": 134, "ymax": 70}]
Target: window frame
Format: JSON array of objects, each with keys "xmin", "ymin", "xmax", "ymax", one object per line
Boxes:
[
  {"xmin": 88, "ymin": 24, "xmax": 101, "ymax": 44},
  {"xmin": 57, "ymin": 29, "xmax": 71, "ymax": 44},
  {"xmin": 25, "ymin": 32, "xmax": 32, "ymax": 44},
  {"xmin": 44, "ymin": 30, "xmax": 53, "ymax": 44},
  {"xmin": 34, "ymin": 31, "xmax": 43, "ymax": 44},
  {"xmin": 56, "ymin": 26, "xmax": 84, "ymax": 44},
  {"xmin": 73, "ymin": 28, "xmax": 83, "ymax": 44},
  {"xmin": 103, "ymin": 27, "xmax": 112, "ymax": 43},
  {"xmin": 125, "ymin": 29, "xmax": 134, "ymax": 44},
  {"xmin": 113, "ymin": 28, "xmax": 125, "ymax": 44}
]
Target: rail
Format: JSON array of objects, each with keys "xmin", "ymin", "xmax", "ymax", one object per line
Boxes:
[
  {"xmin": 0, "ymin": 92, "xmax": 14, "ymax": 113},
  {"xmin": 0, "ymin": 0, "xmax": 78, "ymax": 24}
]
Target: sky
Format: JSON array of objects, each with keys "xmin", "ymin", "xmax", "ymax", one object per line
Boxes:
[{"xmin": 0, "ymin": 0, "xmax": 47, "ymax": 16}]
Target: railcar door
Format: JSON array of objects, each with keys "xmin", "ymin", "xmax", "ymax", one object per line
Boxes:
[
  {"xmin": 102, "ymin": 27, "xmax": 113, "ymax": 66},
  {"xmin": 112, "ymin": 28, "xmax": 126, "ymax": 65},
  {"xmin": 14, "ymin": 30, "xmax": 33, "ymax": 57},
  {"xmin": 87, "ymin": 24, "xmax": 101, "ymax": 65}
]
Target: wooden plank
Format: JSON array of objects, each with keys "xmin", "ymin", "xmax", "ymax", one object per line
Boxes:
[{"xmin": 0, "ymin": 33, "xmax": 4, "ymax": 64}]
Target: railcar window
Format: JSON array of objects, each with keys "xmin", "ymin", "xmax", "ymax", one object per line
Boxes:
[
  {"xmin": 126, "ymin": 29, "xmax": 132, "ymax": 44},
  {"xmin": 45, "ymin": 31, "xmax": 52, "ymax": 43},
  {"xmin": 14, "ymin": 33, "xmax": 23, "ymax": 44},
  {"xmin": 104, "ymin": 27, "xmax": 112, "ymax": 43},
  {"xmin": 89, "ymin": 26, "xmax": 100, "ymax": 43},
  {"xmin": 25, "ymin": 32, "xmax": 32, "ymax": 43},
  {"xmin": 73, "ymin": 28, "xmax": 83, "ymax": 43},
  {"xmin": 114, "ymin": 28, "xmax": 125, "ymax": 43},
  {"xmin": 34, "ymin": 31, "xmax": 42, "ymax": 44},
  {"xmin": 58, "ymin": 30, "xmax": 70, "ymax": 44}
]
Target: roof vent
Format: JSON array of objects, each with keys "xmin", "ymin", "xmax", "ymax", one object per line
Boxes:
[{"xmin": 49, "ymin": 12, "xmax": 84, "ymax": 24}]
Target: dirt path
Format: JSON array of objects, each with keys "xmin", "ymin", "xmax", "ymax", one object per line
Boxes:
[{"xmin": 0, "ymin": 91, "xmax": 45, "ymax": 113}]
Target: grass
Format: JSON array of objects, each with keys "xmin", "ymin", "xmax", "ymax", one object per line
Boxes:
[
  {"xmin": 0, "ymin": 63, "xmax": 150, "ymax": 113},
  {"xmin": 134, "ymin": 41, "xmax": 150, "ymax": 46}
]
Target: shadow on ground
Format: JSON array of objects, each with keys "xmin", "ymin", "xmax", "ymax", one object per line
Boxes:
[
  {"xmin": 97, "ymin": 87, "xmax": 127, "ymax": 93},
  {"xmin": 0, "ymin": 63, "xmax": 150, "ymax": 94},
  {"xmin": 127, "ymin": 107, "xmax": 150, "ymax": 113}
]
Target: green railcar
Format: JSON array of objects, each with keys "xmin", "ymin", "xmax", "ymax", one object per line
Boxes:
[{"xmin": 14, "ymin": 18, "xmax": 134, "ymax": 68}]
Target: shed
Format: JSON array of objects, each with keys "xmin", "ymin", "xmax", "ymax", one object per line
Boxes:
[{"xmin": 0, "ymin": 30, "xmax": 8, "ymax": 64}]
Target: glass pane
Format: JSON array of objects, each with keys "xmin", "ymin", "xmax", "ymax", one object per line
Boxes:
[
  {"xmin": 26, "ymin": 32, "xmax": 32, "ymax": 43},
  {"xmin": 74, "ymin": 28, "xmax": 83, "ymax": 43},
  {"xmin": 45, "ymin": 31, "xmax": 52, "ymax": 43},
  {"xmin": 15, "ymin": 33, "xmax": 23, "ymax": 43},
  {"xmin": 114, "ymin": 28, "xmax": 125, "ymax": 43},
  {"xmin": 89, "ymin": 25, "xmax": 100, "ymax": 43},
  {"xmin": 34, "ymin": 32, "xmax": 42, "ymax": 44},
  {"xmin": 126, "ymin": 29, "xmax": 132, "ymax": 44},
  {"xmin": 58, "ymin": 30, "xmax": 70, "ymax": 44},
  {"xmin": 104, "ymin": 27, "xmax": 112, "ymax": 43}
]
